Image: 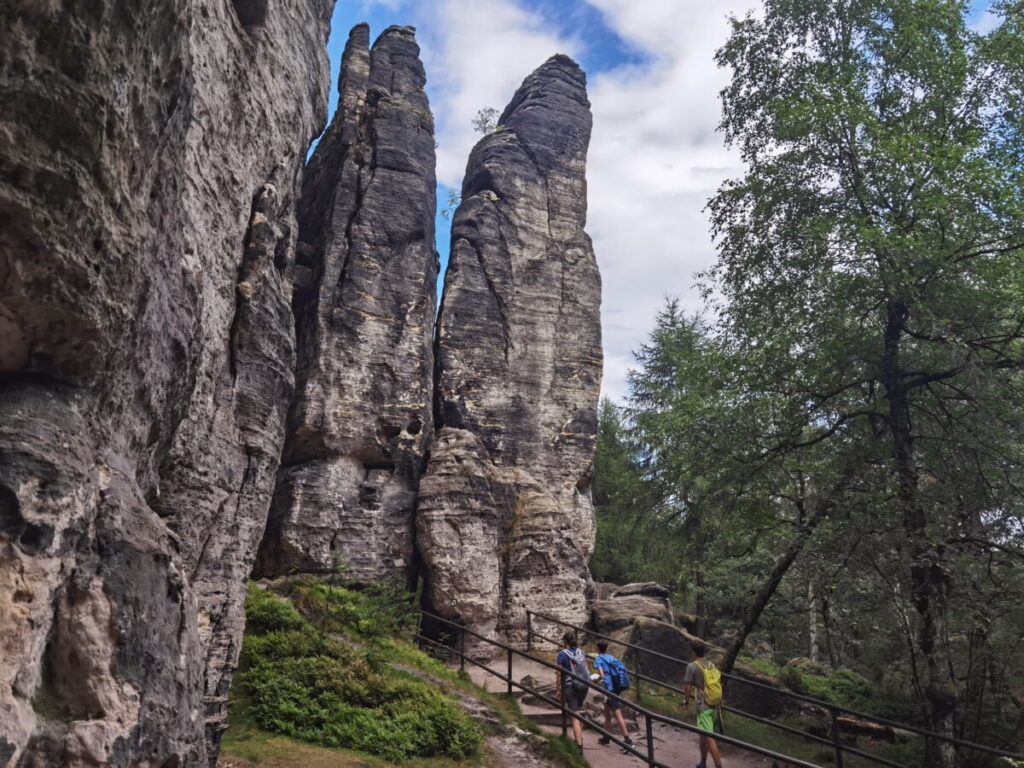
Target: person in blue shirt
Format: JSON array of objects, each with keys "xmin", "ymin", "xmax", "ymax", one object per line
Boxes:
[
  {"xmin": 593, "ymin": 641, "xmax": 635, "ymax": 750},
  {"xmin": 555, "ymin": 631, "xmax": 589, "ymax": 752}
]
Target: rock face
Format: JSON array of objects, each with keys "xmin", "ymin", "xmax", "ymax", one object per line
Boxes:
[
  {"xmin": 416, "ymin": 55, "xmax": 602, "ymax": 647},
  {"xmin": 256, "ymin": 24, "xmax": 437, "ymax": 584},
  {"xmin": 0, "ymin": 1, "xmax": 333, "ymax": 764}
]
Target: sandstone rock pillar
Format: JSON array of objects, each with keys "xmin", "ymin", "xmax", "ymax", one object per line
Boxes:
[
  {"xmin": 256, "ymin": 25, "xmax": 438, "ymax": 585},
  {"xmin": 416, "ymin": 55, "xmax": 602, "ymax": 648},
  {"xmin": 0, "ymin": 1, "xmax": 334, "ymax": 764}
]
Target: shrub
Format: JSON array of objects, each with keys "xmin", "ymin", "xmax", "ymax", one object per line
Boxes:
[
  {"xmin": 244, "ymin": 583, "xmax": 304, "ymax": 634},
  {"xmin": 238, "ymin": 583, "xmax": 482, "ymax": 762},
  {"xmin": 290, "ymin": 578, "xmax": 418, "ymax": 640}
]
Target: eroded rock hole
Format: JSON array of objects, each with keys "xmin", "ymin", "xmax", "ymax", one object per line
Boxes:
[
  {"xmin": 19, "ymin": 522, "xmax": 54, "ymax": 555},
  {"xmin": 0, "ymin": 485, "xmax": 22, "ymax": 537},
  {"xmin": 407, "ymin": 417, "xmax": 422, "ymax": 436},
  {"xmin": 232, "ymin": 0, "xmax": 267, "ymax": 28}
]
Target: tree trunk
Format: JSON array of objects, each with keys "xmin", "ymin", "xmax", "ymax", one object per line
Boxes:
[
  {"xmin": 808, "ymin": 581, "xmax": 820, "ymax": 664},
  {"xmin": 822, "ymin": 594, "xmax": 839, "ymax": 668},
  {"xmin": 722, "ymin": 503, "xmax": 829, "ymax": 674},
  {"xmin": 881, "ymin": 300, "xmax": 956, "ymax": 768}
]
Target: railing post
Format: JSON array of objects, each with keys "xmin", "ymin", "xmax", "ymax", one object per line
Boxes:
[
  {"xmin": 507, "ymin": 646, "xmax": 513, "ymax": 695},
  {"xmin": 633, "ymin": 646, "xmax": 642, "ymax": 702},
  {"xmin": 526, "ymin": 611, "xmax": 533, "ymax": 652},
  {"xmin": 645, "ymin": 711, "xmax": 655, "ymax": 765},
  {"xmin": 830, "ymin": 706, "xmax": 843, "ymax": 767},
  {"xmin": 459, "ymin": 627, "xmax": 466, "ymax": 673}
]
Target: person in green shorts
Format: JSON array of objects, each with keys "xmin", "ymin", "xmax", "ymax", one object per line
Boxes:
[{"xmin": 683, "ymin": 642, "xmax": 723, "ymax": 768}]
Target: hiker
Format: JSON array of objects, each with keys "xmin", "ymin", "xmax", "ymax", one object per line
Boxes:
[
  {"xmin": 593, "ymin": 641, "xmax": 635, "ymax": 751},
  {"xmin": 683, "ymin": 641, "xmax": 723, "ymax": 768},
  {"xmin": 555, "ymin": 630, "xmax": 590, "ymax": 752}
]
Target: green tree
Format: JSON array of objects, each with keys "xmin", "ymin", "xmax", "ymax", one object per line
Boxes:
[
  {"xmin": 710, "ymin": 1, "xmax": 1024, "ymax": 763},
  {"xmin": 471, "ymin": 107, "xmax": 500, "ymax": 135}
]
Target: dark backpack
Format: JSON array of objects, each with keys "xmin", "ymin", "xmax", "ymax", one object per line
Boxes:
[
  {"xmin": 562, "ymin": 648, "xmax": 589, "ymax": 689},
  {"xmin": 599, "ymin": 653, "xmax": 630, "ymax": 691}
]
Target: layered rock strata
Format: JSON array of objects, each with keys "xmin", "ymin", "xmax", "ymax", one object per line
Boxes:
[
  {"xmin": 0, "ymin": 1, "xmax": 333, "ymax": 764},
  {"xmin": 416, "ymin": 55, "xmax": 602, "ymax": 647},
  {"xmin": 256, "ymin": 24, "xmax": 438, "ymax": 584}
]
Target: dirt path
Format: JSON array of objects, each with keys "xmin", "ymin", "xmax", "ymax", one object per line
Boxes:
[{"xmin": 465, "ymin": 654, "xmax": 780, "ymax": 768}]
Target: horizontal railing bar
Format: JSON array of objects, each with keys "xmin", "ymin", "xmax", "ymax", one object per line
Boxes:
[
  {"xmin": 527, "ymin": 610, "xmax": 1024, "ymax": 760},
  {"xmin": 721, "ymin": 705, "xmax": 906, "ymax": 768},
  {"xmin": 414, "ymin": 629, "xmax": 668, "ymax": 767},
  {"xmin": 533, "ymin": 625, "xmax": 866, "ymax": 757},
  {"xmin": 420, "ymin": 609, "xmax": 824, "ymax": 768}
]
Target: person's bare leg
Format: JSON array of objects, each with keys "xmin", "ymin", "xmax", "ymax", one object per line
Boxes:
[
  {"xmin": 604, "ymin": 704, "xmax": 612, "ymax": 732},
  {"xmin": 572, "ymin": 715, "xmax": 584, "ymax": 746},
  {"xmin": 700, "ymin": 733, "xmax": 710, "ymax": 764},
  {"xmin": 706, "ymin": 735, "xmax": 722, "ymax": 768},
  {"xmin": 614, "ymin": 708, "xmax": 630, "ymax": 739}
]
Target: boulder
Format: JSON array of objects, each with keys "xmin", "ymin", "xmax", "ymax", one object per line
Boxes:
[
  {"xmin": 594, "ymin": 582, "xmax": 620, "ymax": 601},
  {"xmin": 613, "ymin": 582, "xmax": 671, "ymax": 599},
  {"xmin": 594, "ymin": 595, "xmax": 674, "ymax": 634}
]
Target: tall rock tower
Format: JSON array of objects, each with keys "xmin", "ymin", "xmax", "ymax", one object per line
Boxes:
[
  {"xmin": 0, "ymin": 1, "xmax": 334, "ymax": 764},
  {"xmin": 257, "ymin": 24, "xmax": 438, "ymax": 584},
  {"xmin": 417, "ymin": 55, "xmax": 603, "ymax": 646}
]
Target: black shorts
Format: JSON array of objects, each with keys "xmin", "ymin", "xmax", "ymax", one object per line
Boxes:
[
  {"xmin": 563, "ymin": 682, "xmax": 587, "ymax": 712},
  {"xmin": 605, "ymin": 686, "xmax": 624, "ymax": 710}
]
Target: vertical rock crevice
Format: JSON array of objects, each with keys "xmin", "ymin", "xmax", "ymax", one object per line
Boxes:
[
  {"xmin": 416, "ymin": 54, "xmax": 603, "ymax": 648},
  {"xmin": 256, "ymin": 24, "xmax": 439, "ymax": 586}
]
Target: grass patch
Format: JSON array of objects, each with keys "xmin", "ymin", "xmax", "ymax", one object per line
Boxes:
[
  {"xmin": 235, "ymin": 584, "xmax": 482, "ymax": 763},
  {"xmin": 227, "ymin": 582, "xmax": 585, "ymax": 768},
  {"xmin": 737, "ymin": 656, "xmax": 781, "ymax": 678},
  {"xmin": 634, "ymin": 681, "xmax": 922, "ymax": 768},
  {"xmin": 288, "ymin": 578, "xmax": 418, "ymax": 641}
]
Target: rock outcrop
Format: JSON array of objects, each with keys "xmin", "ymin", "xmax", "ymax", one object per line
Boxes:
[
  {"xmin": 593, "ymin": 592, "xmax": 675, "ymax": 634},
  {"xmin": 0, "ymin": 1, "xmax": 334, "ymax": 764},
  {"xmin": 416, "ymin": 55, "xmax": 602, "ymax": 647},
  {"xmin": 256, "ymin": 24, "xmax": 437, "ymax": 584}
]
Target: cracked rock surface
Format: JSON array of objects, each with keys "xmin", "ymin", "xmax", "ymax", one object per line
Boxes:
[
  {"xmin": 256, "ymin": 24, "xmax": 438, "ymax": 585},
  {"xmin": 0, "ymin": 1, "xmax": 333, "ymax": 764},
  {"xmin": 417, "ymin": 55, "xmax": 603, "ymax": 649}
]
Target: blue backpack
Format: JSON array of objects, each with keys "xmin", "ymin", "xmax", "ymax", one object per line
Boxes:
[{"xmin": 599, "ymin": 653, "xmax": 630, "ymax": 690}]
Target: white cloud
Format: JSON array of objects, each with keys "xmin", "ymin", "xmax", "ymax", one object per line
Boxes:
[
  {"xmin": 411, "ymin": 0, "xmax": 581, "ymax": 184},
  {"xmin": 583, "ymin": 0, "xmax": 760, "ymax": 400},
  {"xmin": 383, "ymin": 0, "xmax": 761, "ymax": 401},
  {"xmin": 971, "ymin": 10, "xmax": 1001, "ymax": 34}
]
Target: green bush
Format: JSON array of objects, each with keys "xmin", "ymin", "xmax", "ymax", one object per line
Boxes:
[
  {"xmin": 244, "ymin": 583, "xmax": 304, "ymax": 634},
  {"xmin": 239, "ymin": 584, "xmax": 482, "ymax": 762},
  {"xmin": 290, "ymin": 579, "xmax": 418, "ymax": 640},
  {"xmin": 779, "ymin": 665, "xmax": 807, "ymax": 694}
]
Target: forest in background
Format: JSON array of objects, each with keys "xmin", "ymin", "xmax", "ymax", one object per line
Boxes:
[{"xmin": 590, "ymin": 1, "xmax": 1024, "ymax": 765}]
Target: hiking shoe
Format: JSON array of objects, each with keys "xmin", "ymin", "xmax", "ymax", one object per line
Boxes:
[
  {"xmin": 598, "ymin": 735, "xmax": 611, "ymax": 745},
  {"xmin": 620, "ymin": 737, "xmax": 635, "ymax": 753}
]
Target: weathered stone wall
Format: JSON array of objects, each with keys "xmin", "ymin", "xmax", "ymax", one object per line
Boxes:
[
  {"xmin": 416, "ymin": 55, "xmax": 603, "ymax": 648},
  {"xmin": 256, "ymin": 24, "xmax": 438, "ymax": 585},
  {"xmin": 0, "ymin": 1, "xmax": 333, "ymax": 764}
]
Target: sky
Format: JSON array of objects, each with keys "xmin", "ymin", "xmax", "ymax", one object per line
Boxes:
[{"xmin": 323, "ymin": 0, "xmax": 999, "ymax": 402}]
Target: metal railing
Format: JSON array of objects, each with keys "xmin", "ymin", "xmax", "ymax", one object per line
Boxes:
[
  {"xmin": 526, "ymin": 610, "xmax": 1024, "ymax": 768},
  {"xmin": 416, "ymin": 609, "xmax": 825, "ymax": 768}
]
